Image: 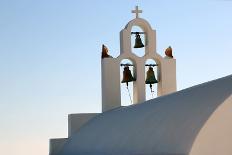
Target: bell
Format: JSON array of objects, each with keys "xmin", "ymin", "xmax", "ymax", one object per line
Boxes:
[
  {"xmin": 145, "ymin": 67, "xmax": 158, "ymax": 92},
  {"xmin": 134, "ymin": 32, "xmax": 144, "ymax": 48},
  {"xmin": 145, "ymin": 67, "xmax": 158, "ymax": 84},
  {"xmin": 121, "ymin": 66, "xmax": 136, "ymax": 86}
]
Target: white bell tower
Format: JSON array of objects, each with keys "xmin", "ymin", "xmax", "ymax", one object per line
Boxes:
[{"xmin": 101, "ymin": 6, "xmax": 177, "ymax": 112}]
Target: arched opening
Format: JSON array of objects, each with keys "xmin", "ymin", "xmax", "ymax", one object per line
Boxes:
[
  {"xmin": 120, "ymin": 59, "xmax": 136, "ymax": 106},
  {"xmin": 145, "ymin": 59, "xmax": 158, "ymax": 100},
  {"xmin": 131, "ymin": 26, "xmax": 146, "ymax": 57}
]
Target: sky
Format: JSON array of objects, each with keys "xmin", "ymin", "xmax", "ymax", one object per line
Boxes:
[{"xmin": 0, "ymin": 0, "xmax": 232, "ymax": 155}]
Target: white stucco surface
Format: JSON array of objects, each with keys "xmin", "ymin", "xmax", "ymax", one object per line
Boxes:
[
  {"xmin": 58, "ymin": 74, "xmax": 232, "ymax": 155},
  {"xmin": 190, "ymin": 94, "xmax": 232, "ymax": 155}
]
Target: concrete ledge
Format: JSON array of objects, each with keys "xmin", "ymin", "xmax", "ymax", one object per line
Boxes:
[
  {"xmin": 68, "ymin": 113, "xmax": 99, "ymax": 137},
  {"xmin": 49, "ymin": 138, "xmax": 67, "ymax": 155}
]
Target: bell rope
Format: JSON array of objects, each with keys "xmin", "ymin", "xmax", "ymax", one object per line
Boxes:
[{"xmin": 126, "ymin": 85, "xmax": 133, "ymax": 104}]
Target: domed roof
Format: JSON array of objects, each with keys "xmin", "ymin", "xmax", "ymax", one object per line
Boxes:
[{"xmin": 59, "ymin": 75, "xmax": 232, "ymax": 155}]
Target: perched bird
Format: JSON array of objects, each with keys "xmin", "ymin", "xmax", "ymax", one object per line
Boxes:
[
  {"xmin": 165, "ymin": 46, "xmax": 173, "ymax": 58},
  {"xmin": 101, "ymin": 44, "xmax": 113, "ymax": 59}
]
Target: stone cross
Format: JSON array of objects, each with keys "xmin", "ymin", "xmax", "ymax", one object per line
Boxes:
[{"xmin": 132, "ymin": 6, "xmax": 142, "ymax": 18}]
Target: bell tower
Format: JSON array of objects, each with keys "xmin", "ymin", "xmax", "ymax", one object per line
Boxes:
[{"xmin": 101, "ymin": 6, "xmax": 177, "ymax": 112}]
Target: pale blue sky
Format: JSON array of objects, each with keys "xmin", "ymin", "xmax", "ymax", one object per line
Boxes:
[{"xmin": 0, "ymin": 1, "xmax": 232, "ymax": 155}]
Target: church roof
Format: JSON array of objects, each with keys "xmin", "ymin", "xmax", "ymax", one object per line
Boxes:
[{"xmin": 59, "ymin": 75, "xmax": 232, "ymax": 155}]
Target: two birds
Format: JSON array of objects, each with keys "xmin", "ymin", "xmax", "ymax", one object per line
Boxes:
[{"xmin": 101, "ymin": 44, "xmax": 173, "ymax": 59}]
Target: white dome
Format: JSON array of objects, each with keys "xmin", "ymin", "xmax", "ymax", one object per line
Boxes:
[{"xmin": 59, "ymin": 75, "xmax": 232, "ymax": 155}]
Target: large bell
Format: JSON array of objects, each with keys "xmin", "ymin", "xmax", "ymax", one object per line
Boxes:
[
  {"xmin": 145, "ymin": 67, "xmax": 158, "ymax": 92},
  {"xmin": 134, "ymin": 32, "xmax": 144, "ymax": 48},
  {"xmin": 121, "ymin": 66, "xmax": 136, "ymax": 86}
]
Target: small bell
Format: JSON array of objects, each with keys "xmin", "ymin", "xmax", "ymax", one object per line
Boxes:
[
  {"xmin": 145, "ymin": 67, "xmax": 158, "ymax": 92},
  {"xmin": 121, "ymin": 66, "xmax": 136, "ymax": 86},
  {"xmin": 134, "ymin": 32, "xmax": 144, "ymax": 48}
]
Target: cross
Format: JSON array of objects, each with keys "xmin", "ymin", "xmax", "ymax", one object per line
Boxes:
[{"xmin": 131, "ymin": 6, "xmax": 142, "ymax": 18}]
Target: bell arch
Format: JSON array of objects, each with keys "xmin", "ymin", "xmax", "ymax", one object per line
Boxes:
[
  {"xmin": 120, "ymin": 59, "xmax": 136, "ymax": 106},
  {"xmin": 131, "ymin": 26, "xmax": 146, "ymax": 57},
  {"xmin": 120, "ymin": 18, "xmax": 156, "ymax": 56},
  {"xmin": 145, "ymin": 59, "xmax": 159, "ymax": 100}
]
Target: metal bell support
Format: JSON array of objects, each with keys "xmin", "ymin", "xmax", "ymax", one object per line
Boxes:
[
  {"xmin": 145, "ymin": 66, "xmax": 158, "ymax": 93},
  {"xmin": 134, "ymin": 32, "xmax": 144, "ymax": 48},
  {"xmin": 121, "ymin": 66, "xmax": 136, "ymax": 86}
]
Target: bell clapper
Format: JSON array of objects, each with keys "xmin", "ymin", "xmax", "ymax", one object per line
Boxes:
[
  {"xmin": 149, "ymin": 84, "xmax": 153, "ymax": 92},
  {"xmin": 150, "ymin": 83, "xmax": 155, "ymax": 99}
]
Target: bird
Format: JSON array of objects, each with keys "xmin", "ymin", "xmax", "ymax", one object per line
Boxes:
[
  {"xmin": 165, "ymin": 46, "xmax": 173, "ymax": 58},
  {"xmin": 101, "ymin": 44, "xmax": 113, "ymax": 59}
]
